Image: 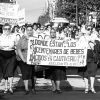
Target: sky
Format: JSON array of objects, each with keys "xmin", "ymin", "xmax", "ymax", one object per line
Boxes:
[{"xmin": 16, "ymin": 0, "xmax": 47, "ymax": 23}]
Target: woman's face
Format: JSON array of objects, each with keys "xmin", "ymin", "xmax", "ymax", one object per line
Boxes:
[
  {"xmin": 33, "ymin": 25, "xmax": 37, "ymax": 30},
  {"xmin": 26, "ymin": 27, "xmax": 33, "ymax": 37},
  {"xmin": 64, "ymin": 28, "xmax": 67, "ymax": 33},
  {"xmin": 14, "ymin": 27, "xmax": 19, "ymax": 32},
  {"xmin": 21, "ymin": 27, "xmax": 25, "ymax": 33},
  {"xmin": 50, "ymin": 29, "xmax": 56, "ymax": 38},
  {"xmin": 3, "ymin": 25, "xmax": 11, "ymax": 34}
]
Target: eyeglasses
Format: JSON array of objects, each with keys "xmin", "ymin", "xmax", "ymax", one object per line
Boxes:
[
  {"xmin": 87, "ymin": 28, "xmax": 91, "ymax": 31},
  {"xmin": 3, "ymin": 28, "xmax": 11, "ymax": 31},
  {"xmin": 27, "ymin": 29, "xmax": 33, "ymax": 31}
]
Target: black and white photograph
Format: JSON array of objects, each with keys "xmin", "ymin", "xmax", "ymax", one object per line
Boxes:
[{"xmin": 1, "ymin": 0, "xmax": 100, "ymax": 100}]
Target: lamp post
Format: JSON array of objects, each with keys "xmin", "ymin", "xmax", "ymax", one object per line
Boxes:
[
  {"xmin": 76, "ymin": 0, "xmax": 78, "ymax": 27},
  {"xmin": 86, "ymin": 4, "xmax": 88, "ymax": 25}
]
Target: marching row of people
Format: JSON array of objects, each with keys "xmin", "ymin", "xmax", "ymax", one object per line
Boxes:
[{"xmin": 0, "ymin": 23, "xmax": 100, "ymax": 95}]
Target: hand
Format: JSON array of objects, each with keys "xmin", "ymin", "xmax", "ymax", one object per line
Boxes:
[
  {"xmin": 65, "ymin": 66, "xmax": 68, "ymax": 68},
  {"xmin": 12, "ymin": 45, "xmax": 16, "ymax": 49},
  {"xmin": 0, "ymin": 46, "xmax": 4, "ymax": 49},
  {"xmin": 22, "ymin": 59, "xmax": 26, "ymax": 63},
  {"xmin": 35, "ymin": 60, "xmax": 40, "ymax": 65}
]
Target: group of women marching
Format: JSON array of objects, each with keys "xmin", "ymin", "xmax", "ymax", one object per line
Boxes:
[{"xmin": 0, "ymin": 22, "xmax": 100, "ymax": 95}]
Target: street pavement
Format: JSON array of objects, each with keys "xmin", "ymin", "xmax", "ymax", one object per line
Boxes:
[{"xmin": 0, "ymin": 75, "xmax": 100, "ymax": 100}]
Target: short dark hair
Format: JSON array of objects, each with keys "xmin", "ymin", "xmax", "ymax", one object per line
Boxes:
[
  {"xmin": 37, "ymin": 23, "xmax": 41, "ymax": 28},
  {"xmin": 33, "ymin": 23, "xmax": 37, "ymax": 27},
  {"xmin": 50, "ymin": 28, "xmax": 56, "ymax": 33},
  {"xmin": 3, "ymin": 23, "xmax": 11, "ymax": 29},
  {"xmin": 26, "ymin": 24, "xmax": 33, "ymax": 29}
]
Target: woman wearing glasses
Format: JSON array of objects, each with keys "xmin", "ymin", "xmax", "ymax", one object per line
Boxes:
[
  {"xmin": 0, "ymin": 23, "xmax": 17, "ymax": 94},
  {"xmin": 17, "ymin": 24, "xmax": 35, "ymax": 95},
  {"xmin": 78, "ymin": 27, "xmax": 100, "ymax": 94}
]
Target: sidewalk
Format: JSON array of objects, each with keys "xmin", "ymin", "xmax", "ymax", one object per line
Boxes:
[{"xmin": 0, "ymin": 75, "xmax": 100, "ymax": 91}]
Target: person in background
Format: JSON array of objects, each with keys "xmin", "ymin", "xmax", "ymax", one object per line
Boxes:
[
  {"xmin": 37, "ymin": 23, "xmax": 41, "ymax": 31},
  {"xmin": 0, "ymin": 23, "xmax": 18, "ymax": 94},
  {"xmin": 11, "ymin": 25, "xmax": 22, "ymax": 44},
  {"xmin": 63, "ymin": 27, "xmax": 69, "ymax": 37},
  {"xmin": 17, "ymin": 24, "xmax": 35, "ymax": 95},
  {"xmin": 33, "ymin": 23, "xmax": 37, "ymax": 31},
  {"xmin": 19, "ymin": 25, "xmax": 26, "ymax": 36},
  {"xmin": 12, "ymin": 25, "xmax": 20, "ymax": 33},
  {"xmin": 71, "ymin": 26, "xmax": 77, "ymax": 39},
  {"xmin": 46, "ymin": 24, "xmax": 52, "ymax": 32},
  {"xmin": 32, "ymin": 23, "xmax": 39, "ymax": 38},
  {"xmin": 90, "ymin": 27, "xmax": 98, "ymax": 42},
  {"xmin": 44, "ymin": 24, "xmax": 52, "ymax": 36},
  {"xmin": 35, "ymin": 23, "xmax": 44, "ymax": 39},
  {"xmin": 0, "ymin": 24, "xmax": 3, "ymax": 36},
  {"xmin": 56, "ymin": 26, "xmax": 65, "ymax": 40},
  {"xmin": 12, "ymin": 25, "xmax": 25, "ymax": 78},
  {"xmin": 75, "ymin": 28, "xmax": 80, "ymax": 40}
]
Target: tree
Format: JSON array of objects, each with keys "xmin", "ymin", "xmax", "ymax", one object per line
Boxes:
[
  {"xmin": 56, "ymin": 0, "xmax": 100, "ymax": 24},
  {"xmin": 56, "ymin": 0, "xmax": 77, "ymax": 21},
  {"xmin": 37, "ymin": 9, "xmax": 50, "ymax": 25}
]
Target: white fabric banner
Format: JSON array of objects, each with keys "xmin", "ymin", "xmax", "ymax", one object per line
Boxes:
[
  {"xmin": 0, "ymin": 3, "xmax": 19, "ymax": 18},
  {"xmin": 18, "ymin": 8, "xmax": 25, "ymax": 26},
  {"xmin": 0, "ymin": 3, "xmax": 25, "ymax": 25},
  {"xmin": 27, "ymin": 37, "xmax": 87, "ymax": 67}
]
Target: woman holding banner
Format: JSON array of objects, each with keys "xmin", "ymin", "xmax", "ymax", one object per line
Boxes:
[
  {"xmin": 45, "ymin": 28, "xmax": 67, "ymax": 94},
  {"xmin": 17, "ymin": 24, "xmax": 35, "ymax": 95},
  {"xmin": 0, "ymin": 23, "xmax": 17, "ymax": 94},
  {"xmin": 78, "ymin": 27, "xmax": 99, "ymax": 94}
]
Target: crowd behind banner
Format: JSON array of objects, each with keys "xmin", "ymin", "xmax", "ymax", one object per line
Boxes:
[{"xmin": 0, "ymin": 22, "xmax": 100, "ymax": 95}]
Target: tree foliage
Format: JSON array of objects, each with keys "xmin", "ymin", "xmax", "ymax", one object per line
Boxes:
[
  {"xmin": 37, "ymin": 9, "xmax": 50, "ymax": 25},
  {"xmin": 56, "ymin": 0, "xmax": 100, "ymax": 22}
]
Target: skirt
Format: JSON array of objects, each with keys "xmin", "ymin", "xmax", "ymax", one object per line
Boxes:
[
  {"xmin": 45, "ymin": 66, "xmax": 66, "ymax": 81},
  {"xmin": 84, "ymin": 62, "xmax": 97, "ymax": 78},
  {"xmin": 78, "ymin": 49, "xmax": 97, "ymax": 78},
  {"xmin": 19, "ymin": 61, "xmax": 35, "ymax": 80},
  {"xmin": 0, "ymin": 50, "xmax": 17, "ymax": 79}
]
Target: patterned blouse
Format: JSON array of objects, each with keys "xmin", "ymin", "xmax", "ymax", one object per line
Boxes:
[{"xmin": 17, "ymin": 35, "xmax": 28, "ymax": 61}]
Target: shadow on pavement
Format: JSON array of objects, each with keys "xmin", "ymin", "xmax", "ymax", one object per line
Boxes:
[
  {"xmin": 0, "ymin": 94, "xmax": 7, "ymax": 100},
  {"xmin": 60, "ymin": 80, "xmax": 73, "ymax": 92},
  {"xmin": 13, "ymin": 80, "xmax": 73, "ymax": 93},
  {"xmin": 95, "ymin": 86, "xmax": 100, "ymax": 92}
]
